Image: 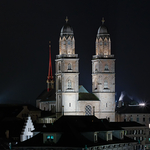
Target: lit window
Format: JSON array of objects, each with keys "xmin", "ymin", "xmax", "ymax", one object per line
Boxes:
[
  {"xmin": 68, "ymin": 80, "xmax": 72, "ymax": 89},
  {"xmin": 47, "ymin": 135, "xmax": 54, "ymax": 141}
]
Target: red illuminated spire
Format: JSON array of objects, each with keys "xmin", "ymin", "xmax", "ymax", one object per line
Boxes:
[{"xmin": 47, "ymin": 41, "xmax": 54, "ymax": 91}]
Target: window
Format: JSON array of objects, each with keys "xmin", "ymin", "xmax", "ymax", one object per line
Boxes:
[
  {"xmin": 68, "ymin": 63, "xmax": 71, "ymax": 70},
  {"xmin": 107, "ymin": 133, "xmax": 111, "ymax": 140},
  {"xmin": 143, "ymin": 118, "xmax": 145, "ymax": 122},
  {"xmin": 85, "ymin": 105, "xmax": 92, "ymax": 115},
  {"xmin": 104, "ymin": 81, "xmax": 108, "ymax": 89},
  {"xmin": 47, "ymin": 135, "xmax": 54, "ymax": 142},
  {"xmin": 68, "ymin": 80, "xmax": 72, "ymax": 89},
  {"xmin": 58, "ymin": 78, "xmax": 61, "ymax": 90},
  {"xmin": 69, "ymin": 103, "xmax": 71, "ymax": 107},
  {"xmin": 59, "ymin": 63, "xmax": 61, "ymax": 71},
  {"xmin": 137, "ymin": 118, "xmax": 139, "ymax": 122},
  {"xmin": 104, "ymin": 64, "xmax": 109, "ymax": 71},
  {"xmin": 106, "ymin": 103, "xmax": 107, "ymax": 107},
  {"xmin": 120, "ymin": 132, "xmax": 123, "ymax": 139},
  {"xmin": 94, "ymin": 133, "xmax": 97, "ymax": 142}
]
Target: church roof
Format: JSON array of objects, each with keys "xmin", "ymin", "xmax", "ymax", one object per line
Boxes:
[
  {"xmin": 60, "ymin": 17, "xmax": 74, "ymax": 37},
  {"xmin": 79, "ymin": 85, "xmax": 89, "ymax": 93},
  {"xmin": 36, "ymin": 89, "xmax": 56, "ymax": 102},
  {"xmin": 79, "ymin": 93, "xmax": 99, "ymax": 101},
  {"xmin": 78, "ymin": 85, "xmax": 99, "ymax": 101}
]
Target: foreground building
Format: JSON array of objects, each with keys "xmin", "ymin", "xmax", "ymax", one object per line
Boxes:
[
  {"xmin": 117, "ymin": 105, "xmax": 150, "ymax": 149},
  {"xmin": 14, "ymin": 115, "xmax": 137, "ymax": 150}
]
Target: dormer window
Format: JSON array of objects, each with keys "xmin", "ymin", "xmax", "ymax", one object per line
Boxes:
[
  {"xmin": 107, "ymin": 133, "xmax": 112, "ymax": 141},
  {"xmin": 94, "ymin": 133, "xmax": 98, "ymax": 143},
  {"xmin": 120, "ymin": 132, "xmax": 124, "ymax": 139}
]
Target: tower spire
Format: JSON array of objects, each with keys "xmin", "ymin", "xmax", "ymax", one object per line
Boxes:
[{"xmin": 47, "ymin": 41, "xmax": 54, "ymax": 91}]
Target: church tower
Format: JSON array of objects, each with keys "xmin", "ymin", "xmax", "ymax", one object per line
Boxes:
[
  {"xmin": 55, "ymin": 17, "xmax": 79, "ymax": 117},
  {"xmin": 92, "ymin": 18, "xmax": 115, "ymax": 121}
]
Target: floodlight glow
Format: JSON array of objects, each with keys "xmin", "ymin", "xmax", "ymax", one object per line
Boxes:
[{"xmin": 139, "ymin": 103, "xmax": 145, "ymax": 106}]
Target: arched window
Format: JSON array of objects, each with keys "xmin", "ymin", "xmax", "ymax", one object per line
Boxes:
[
  {"xmin": 58, "ymin": 63, "xmax": 61, "ymax": 71},
  {"xmin": 104, "ymin": 64, "xmax": 109, "ymax": 71},
  {"xmin": 68, "ymin": 80, "xmax": 72, "ymax": 89},
  {"xmin": 104, "ymin": 81, "xmax": 108, "ymax": 89},
  {"xmin": 68, "ymin": 63, "xmax": 71, "ymax": 70},
  {"xmin": 58, "ymin": 78, "xmax": 61, "ymax": 90},
  {"xmin": 85, "ymin": 105, "xmax": 92, "ymax": 115}
]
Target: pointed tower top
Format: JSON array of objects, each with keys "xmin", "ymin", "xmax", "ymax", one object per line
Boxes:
[
  {"xmin": 65, "ymin": 16, "xmax": 68, "ymax": 23},
  {"xmin": 102, "ymin": 17, "xmax": 105, "ymax": 24},
  {"xmin": 47, "ymin": 41, "xmax": 54, "ymax": 91}
]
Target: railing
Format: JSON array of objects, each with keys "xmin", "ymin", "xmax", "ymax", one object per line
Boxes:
[
  {"xmin": 93, "ymin": 55, "xmax": 114, "ymax": 59},
  {"xmin": 56, "ymin": 54, "xmax": 78, "ymax": 59}
]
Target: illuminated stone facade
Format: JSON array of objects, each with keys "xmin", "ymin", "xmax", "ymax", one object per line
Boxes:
[
  {"xmin": 92, "ymin": 19, "xmax": 115, "ymax": 121},
  {"xmin": 55, "ymin": 18, "xmax": 115, "ymax": 121}
]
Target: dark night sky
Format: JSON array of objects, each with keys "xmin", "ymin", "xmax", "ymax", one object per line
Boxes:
[{"xmin": 0, "ymin": 0, "xmax": 150, "ymax": 105}]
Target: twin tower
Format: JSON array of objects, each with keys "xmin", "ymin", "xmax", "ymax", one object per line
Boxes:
[{"xmin": 55, "ymin": 18, "xmax": 115, "ymax": 121}]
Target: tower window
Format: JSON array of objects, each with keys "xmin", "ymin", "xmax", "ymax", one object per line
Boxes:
[
  {"xmin": 104, "ymin": 64, "xmax": 109, "ymax": 71},
  {"xmin": 68, "ymin": 63, "xmax": 72, "ymax": 70},
  {"xmin": 68, "ymin": 80, "xmax": 72, "ymax": 89},
  {"xmin": 104, "ymin": 81, "xmax": 108, "ymax": 89},
  {"xmin": 85, "ymin": 105, "xmax": 92, "ymax": 115}
]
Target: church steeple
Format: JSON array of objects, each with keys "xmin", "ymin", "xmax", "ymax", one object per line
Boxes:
[
  {"xmin": 59, "ymin": 17, "xmax": 75, "ymax": 55},
  {"xmin": 47, "ymin": 41, "xmax": 54, "ymax": 91},
  {"xmin": 96, "ymin": 18, "xmax": 111, "ymax": 57}
]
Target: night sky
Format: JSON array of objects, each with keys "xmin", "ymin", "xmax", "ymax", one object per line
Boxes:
[{"xmin": 1, "ymin": 0, "xmax": 150, "ymax": 105}]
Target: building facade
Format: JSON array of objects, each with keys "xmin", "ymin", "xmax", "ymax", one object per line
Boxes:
[{"xmin": 55, "ymin": 18, "xmax": 115, "ymax": 121}]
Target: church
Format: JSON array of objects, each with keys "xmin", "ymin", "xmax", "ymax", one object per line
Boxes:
[{"xmin": 36, "ymin": 18, "xmax": 116, "ymax": 122}]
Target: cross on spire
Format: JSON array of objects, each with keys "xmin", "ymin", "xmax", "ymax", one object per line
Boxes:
[
  {"xmin": 65, "ymin": 16, "xmax": 68, "ymax": 23},
  {"xmin": 102, "ymin": 17, "xmax": 105, "ymax": 24}
]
